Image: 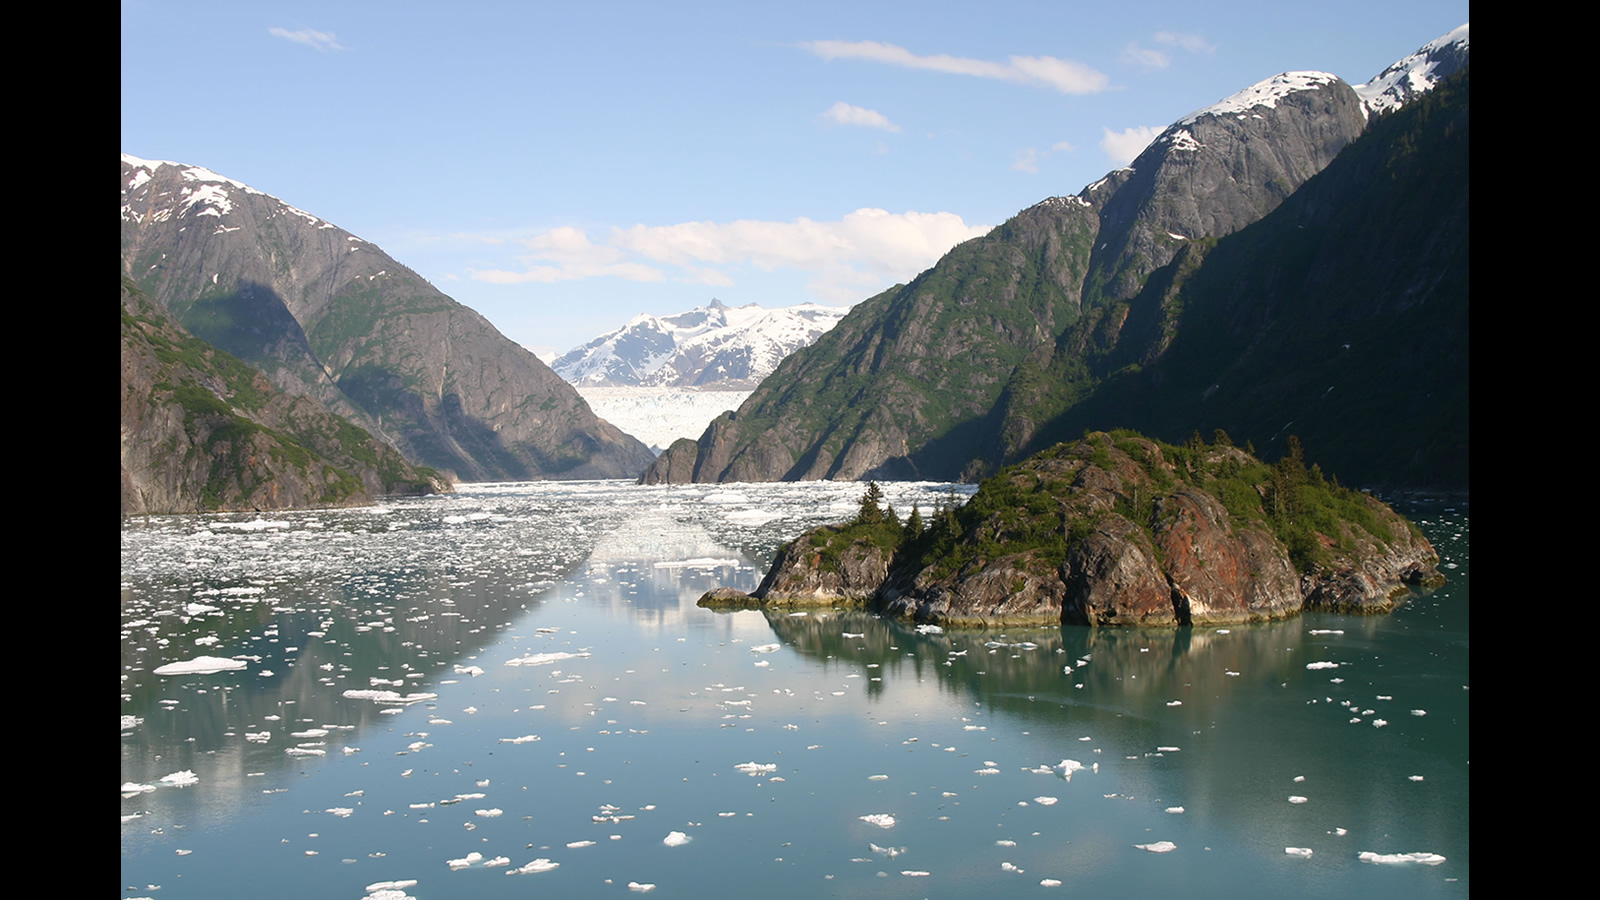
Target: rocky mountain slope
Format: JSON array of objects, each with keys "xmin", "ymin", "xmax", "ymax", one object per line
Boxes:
[
  {"xmin": 120, "ymin": 155, "xmax": 655, "ymax": 482},
  {"xmin": 643, "ymin": 25, "xmax": 1467, "ymax": 489},
  {"xmin": 553, "ymin": 299, "xmax": 848, "ymax": 389},
  {"xmin": 703, "ymin": 431, "xmax": 1442, "ymax": 627},
  {"xmin": 122, "ymin": 278, "xmax": 448, "ymax": 515}
]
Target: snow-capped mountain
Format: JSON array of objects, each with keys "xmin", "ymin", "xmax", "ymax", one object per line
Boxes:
[
  {"xmin": 552, "ymin": 299, "xmax": 849, "ymax": 389},
  {"xmin": 1354, "ymin": 22, "xmax": 1469, "ymax": 117}
]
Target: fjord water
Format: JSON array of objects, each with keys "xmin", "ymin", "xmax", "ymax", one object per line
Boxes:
[{"xmin": 121, "ymin": 481, "xmax": 1468, "ymax": 899}]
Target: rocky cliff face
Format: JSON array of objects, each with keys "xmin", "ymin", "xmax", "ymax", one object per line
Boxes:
[
  {"xmin": 121, "ymin": 155, "xmax": 655, "ymax": 482},
  {"xmin": 122, "ymin": 278, "xmax": 447, "ymax": 515},
  {"xmin": 644, "ymin": 27, "xmax": 1467, "ymax": 489},
  {"xmin": 714, "ymin": 433, "xmax": 1441, "ymax": 628}
]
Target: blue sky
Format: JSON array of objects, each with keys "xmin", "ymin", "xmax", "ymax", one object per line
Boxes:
[{"xmin": 121, "ymin": 1, "xmax": 1469, "ymax": 357}]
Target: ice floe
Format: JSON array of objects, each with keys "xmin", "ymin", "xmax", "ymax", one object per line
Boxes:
[
  {"xmin": 859, "ymin": 814, "xmax": 896, "ymax": 828},
  {"xmin": 1135, "ymin": 841, "xmax": 1177, "ymax": 853},
  {"xmin": 1285, "ymin": 847, "xmax": 1313, "ymax": 857},
  {"xmin": 154, "ymin": 656, "xmax": 247, "ymax": 675},
  {"xmin": 507, "ymin": 858, "xmax": 559, "ymax": 874},
  {"xmin": 663, "ymin": 831, "xmax": 691, "ymax": 846},
  {"xmin": 1305, "ymin": 662, "xmax": 1340, "ymax": 670},
  {"xmin": 1358, "ymin": 851, "xmax": 1446, "ymax": 865}
]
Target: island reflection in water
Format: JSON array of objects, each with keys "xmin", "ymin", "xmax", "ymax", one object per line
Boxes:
[{"xmin": 122, "ymin": 481, "xmax": 1467, "ymax": 899}]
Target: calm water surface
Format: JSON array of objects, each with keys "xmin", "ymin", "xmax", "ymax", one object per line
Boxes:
[{"xmin": 121, "ymin": 481, "xmax": 1468, "ymax": 899}]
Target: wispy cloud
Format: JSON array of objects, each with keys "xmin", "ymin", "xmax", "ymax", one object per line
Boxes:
[
  {"xmin": 269, "ymin": 28, "xmax": 345, "ymax": 52},
  {"xmin": 1101, "ymin": 125, "xmax": 1162, "ymax": 165},
  {"xmin": 802, "ymin": 40, "xmax": 1108, "ymax": 95},
  {"xmin": 1153, "ymin": 31, "xmax": 1216, "ymax": 54},
  {"xmin": 471, "ymin": 226, "xmax": 666, "ymax": 284},
  {"xmin": 1011, "ymin": 140, "xmax": 1076, "ymax": 175},
  {"xmin": 820, "ymin": 101, "xmax": 900, "ymax": 132},
  {"xmin": 471, "ymin": 210, "xmax": 991, "ymax": 304},
  {"xmin": 1121, "ymin": 42, "xmax": 1170, "ymax": 70}
]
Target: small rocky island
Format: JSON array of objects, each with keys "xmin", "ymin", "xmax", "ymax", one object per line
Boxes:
[{"xmin": 702, "ymin": 431, "xmax": 1443, "ymax": 627}]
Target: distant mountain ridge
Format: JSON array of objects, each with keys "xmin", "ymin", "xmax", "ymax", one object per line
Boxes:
[
  {"xmin": 121, "ymin": 155, "xmax": 656, "ymax": 483},
  {"xmin": 553, "ymin": 299, "xmax": 848, "ymax": 389},
  {"xmin": 642, "ymin": 24, "xmax": 1468, "ymax": 490}
]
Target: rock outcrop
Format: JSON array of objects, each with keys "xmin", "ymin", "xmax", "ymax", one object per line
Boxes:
[{"xmin": 706, "ymin": 433, "xmax": 1441, "ymax": 627}]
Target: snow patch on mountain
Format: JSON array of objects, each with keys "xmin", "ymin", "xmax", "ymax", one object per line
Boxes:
[
  {"xmin": 553, "ymin": 299, "xmax": 848, "ymax": 389},
  {"xmin": 121, "ymin": 153, "xmax": 331, "ymax": 230},
  {"xmin": 1178, "ymin": 72, "xmax": 1343, "ymax": 126},
  {"xmin": 1353, "ymin": 23, "xmax": 1469, "ymax": 118}
]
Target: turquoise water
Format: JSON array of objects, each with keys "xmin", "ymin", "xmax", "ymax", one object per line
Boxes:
[{"xmin": 121, "ymin": 482, "xmax": 1468, "ymax": 898}]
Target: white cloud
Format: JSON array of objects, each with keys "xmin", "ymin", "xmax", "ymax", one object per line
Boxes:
[
  {"xmin": 1051, "ymin": 140, "xmax": 1076, "ymax": 153},
  {"xmin": 268, "ymin": 28, "xmax": 345, "ymax": 52},
  {"xmin": 1153, "ymin": 31, "xmax": 1216, "ymax": 54},
  {"xmin": 470, "ymin": 210, "xmax": 990, "ymax": 304},
  {"xmin": 1011, "ymin": 148, "xmax": 1041, "ymax": 174},
  {"xmin": 821, "ymin": 101, "xmax": 900, "ymax": 132},
  {"xmin": 470, "ymin": 227, "xmax": 666, "ymax": 284},
  {"xmin": 1101, "ymin": 125, "xmax": 1163, "ymax": 165},
  {"xmin": 1121, "ymin": 42, "xmax": 1170, "ymax": 70},
  {"xmin": 802, "ymin": 40, "xmax": 1108, "ymax": 95}
]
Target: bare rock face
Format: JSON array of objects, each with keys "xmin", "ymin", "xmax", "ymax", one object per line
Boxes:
[
  {"xmin": 750, "ymin": 529, "xmax": 892, "ymax": 605},
  {"xmin": 715, "ymin": 433, "xmax": 1442, "ymax": 628}
]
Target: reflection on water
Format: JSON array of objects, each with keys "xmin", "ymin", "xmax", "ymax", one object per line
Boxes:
[{"xmin": 122, "ymin": 484, "xmax": 1466, "ymax": 899}]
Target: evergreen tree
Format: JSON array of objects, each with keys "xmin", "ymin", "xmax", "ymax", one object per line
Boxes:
[
  {"xmin": 905, "ymin": 503, "xmax": 924, "ymax": 539},
  {"xmin": 856, "ymin": 481, "xmax": 886, "ymax": 525}
]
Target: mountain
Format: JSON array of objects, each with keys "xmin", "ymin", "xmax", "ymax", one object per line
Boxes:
[
  {"xmin": 642, "ymin": 25, "xmax": 1467, "ymax": 490},
  {"xmin": 552, "ymin": 299, "xmax": 849, "ymax": 389},
  {"xmin": 122, "ymin": 277, "xmax": 448, "ymax": 515},
  {"xmin": 1352, "ymin": 23, "xmax": 1470, "ymax": 117},
  {"xmin": 120, "ymin": 155, "xmax": 656, "ymax": 482}
]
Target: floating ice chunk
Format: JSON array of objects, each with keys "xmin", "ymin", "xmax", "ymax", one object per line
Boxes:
[
  {"xmin": 843, "ymin": 632, "xmax": 865, "ymax": 638},
  {"xmin": 734, "ymin": 762, "xmax": 777, "ymax": 775},
  {"xmin": 915, "ymin": 625, "xmax": 943, "ymax": 635},
  {"xmin": 1359, "ymin": 851, "xmax": 1446, "ymax": 865},
  {"xmin": 1305, "ymin": 662, "xmax": 1340, "ymax": 670},
  {"xmin": 475, "ymin": 809, "xmax": 503, "ymax": 817},
  {"xmin": 154, "ymin": 656, "xmax": 247, "ymax": 675},
  {"xmin": 1056, "ymin": 760, "xmax": 1085, "ymax": 779},
  {"xmin": 868, "ymin": 774, "xmax": 889, "ymax": 781},
  {"xmin": 974, "ymin": 768, "xmax": 1000, "ymax": 775},
  {"xmin": 1372, "ymin": 719, "xmax": 1388, "ymax": 727},
  {"xmin": 996, "ymin": 840, "xmax": 1016, "ymax": 847},
  {"xmin": 1408, "ymin": 775, "xmax": 1425, "ymax": 782},
  {"xmin": 448, "ymin": 852, "xmax": 483, "ymax": 868},
  {"xmin": 286, "ymin": 747, "xmax": 325, "ymax": 756},
  {"xmin": 1293, "ymin": 775, "xmax": 1305, "ymax": 782},
  {"xmin": 567, "ymin": 841, "xmax": 596, "ymax": 848},
  {"xmin": 1411, "ymin": 709, "xmax": 1427, "ymax": 716},
  {"xmin": 1135, "ymin": 841, "xmax": 1177, "ymax": 853},
  {"xmin": 159, "ymin": 770, "xmax": 199, "ymax": 786},
  {"xmin": 484, "ymin": 857, "xmax": 509, "ymax": 866},
  {"xmin": 507, "ymin": 858, "xmax": 559, "ymax": 874},
  {"xmin": 859, "ymin": 814, "xmax": 896, "ymax": 828},
  {"xmin": 453, "ymin": 665, "xmax": 484, "ymax": 677},
  {"xmin": 663, "ymin": 831, "xmax": 691, "ymax": 847},
  {"xmin": 901, "ymin": 870, "xmax": 930, "ymax": 877},
  {"xmin": 499, "ymin": 735, "xmax": 541, "ymax": 744},
  {"xmin": 1155, "ymin": 747, "xmax": 1180, "ymax": 752},
  {"xmin": 1285, "ymin": 847, "xmax": 1313, "ymax": 858},
  {"xmin": 505, "ymin": 651, "xmax": 587, "ymax": 666},
  {"xmin": 1001, "ymin": 861, "xmax": 1023, "ymax": 872},
  {"xmin": 326, "ymin": 808, "xmax": 353, "ymax": 817},
  {"xmin": 1165, "ymin": 807, "xmax": 1184, "ymax": 814},
  {"xmin": 628, "ymin": 883, "xmax": 656, "ymax": 892},
  {"xmin": 1288, "ymin": 796, "xmax": 1308, "ymax": 804},
  {"xmin": 341, "ymin": 690, "xmax": 437, "ymax": 704},
  {"xmin": 1309, "ymin": 629, "xmax": 1344, "ymax": 635},
  {"xmin": 1033, "ymin": 797, "xmax": 1057, "ymax": 806},
  {"xmin": 122, "ymin": 781, "xmax": 156, "ymax": 794},
  {"xmin": 1041, "ymin": 878, "xmax": 1063, "ymax": 886},
  {"xmin": 749, "ymin": 643, "xmax": 780, "ymax": 653}
]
